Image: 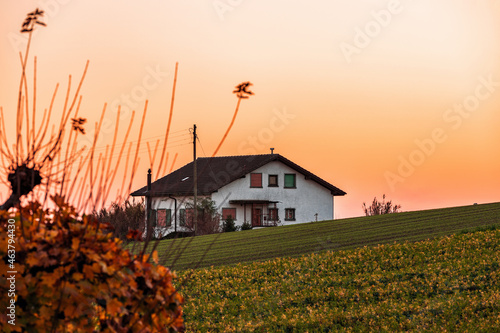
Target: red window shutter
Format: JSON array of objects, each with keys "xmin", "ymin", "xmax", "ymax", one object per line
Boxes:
[
  {"xmin": 222, "ymin": 208, "xmax": 236, "ymax": 220},
  {"xmin": 250, "ymin": 173, "xmax": 262, "ymax": 187},
  {"xmin": 157, "ymin": 209, "xmax": 167, "ymax": 227}
]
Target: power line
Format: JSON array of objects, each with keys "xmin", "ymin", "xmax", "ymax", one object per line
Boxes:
[
  {"xmin": 196, "ymin": 134, "xmax": 219, "ymax": 185},
  {"xmin": 89, "ymin": 129, "xmax": 191, "ymax": 153},
  {"xmin": 86, "ymin": 140, "xmax": 191, "ymax": 161}
]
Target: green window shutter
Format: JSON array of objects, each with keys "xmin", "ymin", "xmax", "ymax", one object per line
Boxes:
[
  {"xmin": 179, "ymin": 209, "xmax": 186, "ymax": 226},
  {"xmin": 166, "ymin": 209, "xmax": 172, "ymax": 226},
  {"xmin": 284, "ymin": 174, "xmax": 296, "ymax": 188}
]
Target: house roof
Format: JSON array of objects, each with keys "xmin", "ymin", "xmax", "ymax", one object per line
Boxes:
[{"xmin": 130, "ymin": 154, "xmax": 346, "ymax": 197}]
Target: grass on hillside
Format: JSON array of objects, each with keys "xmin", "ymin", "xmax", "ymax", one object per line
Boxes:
[
  {"xmin": 178, "ymin": 229, "xmax": 500, "ymax": 332},
  {"xmin": 141, "ymin": 202, "xmax": 500, "ymax": 270}
]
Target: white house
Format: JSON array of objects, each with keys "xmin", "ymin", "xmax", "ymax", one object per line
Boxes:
[{"xmin": 131, "ymin": 153, "xmax": 346, "ymax": 238}]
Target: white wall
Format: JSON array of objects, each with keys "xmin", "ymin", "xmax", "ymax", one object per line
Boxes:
[
  {"xmin": 147, "ymin": 160, "xmax": 336, "ymax": 235},
  {"xmin": 211, "ymin": 161, "xmax": 334, "ymax": 226},
  {"xmin": 147, "ymin": 195, "xmax": 208, "ymax": 237}
]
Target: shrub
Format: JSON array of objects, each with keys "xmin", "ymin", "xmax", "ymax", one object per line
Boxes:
[
  {"xmin": 0, "ymin": 198, "xmax": 184, "ymax": 332},
  {"xmin": 240, "ymin": 221, "xmax": 252, "ymax": 230},
  {"xmin": 222, "ymin": 216, "xmax": 237, "ymax": 232},
  {"xmin": 362, "ymin": 194, "xmax": 402, "ymax": 216}
]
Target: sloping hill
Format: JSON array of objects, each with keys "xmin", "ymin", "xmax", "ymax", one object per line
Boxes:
[
  {"xmin": 147, "ymin": 202, "xmax": 500, "ymax": 270},
  {"xmin": 180, "ymin": 230, "xmax": 500, "ymax": 332}
]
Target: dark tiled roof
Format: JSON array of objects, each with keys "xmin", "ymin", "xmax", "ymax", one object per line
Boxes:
[{"xmin": 130, "ymin": 154, "xmax": 346, "ymax": 197}]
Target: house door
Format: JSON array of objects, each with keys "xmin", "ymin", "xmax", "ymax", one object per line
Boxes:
[{"xmin": 252, "ymin": 208, "xmax": 262, "ymax": 227}]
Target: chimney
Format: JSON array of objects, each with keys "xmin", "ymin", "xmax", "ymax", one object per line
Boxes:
[
  {"xmin": 147, "ymin": 168, "xmax": 152, "ymax": 192},
  {"xmin": 270, "ymin": 148, "xmax": 274, "ymax": 155}
]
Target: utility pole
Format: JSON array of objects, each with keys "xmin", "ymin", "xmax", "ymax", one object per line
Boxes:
[
  {"xmin": 146, "ymin": 168, "xmax": 152, "ymax": 241},
  {"xmin": 193, "ymin": 124, "xmax": 198, "ymax": 235}
]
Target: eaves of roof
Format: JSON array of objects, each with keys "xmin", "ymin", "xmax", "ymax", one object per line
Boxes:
[{"xmin": 130, "ymin": 154, "xmax": 346, "ymax": 197}]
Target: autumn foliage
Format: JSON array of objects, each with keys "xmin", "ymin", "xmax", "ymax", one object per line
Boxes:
[{"xmin": 0, "ymin": 198, "xmax": 184, "ymax": 332}]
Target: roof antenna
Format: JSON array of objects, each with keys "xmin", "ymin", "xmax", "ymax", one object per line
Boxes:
[{"xmin": 270, "ymin": 148, "xmax": 274, "ymax": 155}]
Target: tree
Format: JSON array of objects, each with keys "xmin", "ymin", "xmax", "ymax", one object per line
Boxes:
[
  {"xmin": 93, "ymin": 198, "xmax": 145, "ymax": 240},
  {"xmin": 362, "ymin": 194, "xmax": 402, "ymax": 216},
  {"xmin": 184, "ymin": 198, "xmax": 221, "ymax": 235}
]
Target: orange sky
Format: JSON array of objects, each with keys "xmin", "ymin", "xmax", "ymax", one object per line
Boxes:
[{"xmin": 1, "ymin": 1, "xmax": 499, "ymax": 218}]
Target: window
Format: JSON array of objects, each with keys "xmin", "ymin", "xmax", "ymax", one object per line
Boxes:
[
  {"xmin": 285, "ymin": 208, "xmax": 296, "ymax": 221},
  {"xmin": 156, "ymin": 209, "xmax": 172, "ymax": 227},
  {"xmin": 268, "ymin": 175, "xmax": 278, "ymax": 187},
  {"xmin": 222, "ymin": 208, "xmax": 237, "ymax": 221},
  {"xmin": 179, "ymin": 209, "xmax": 185, "ymax": 226},
  {"xmin": 284, "ymin": 174, "xmax": 296, "ymax": 188},
  {"xmin": 268, "ymin": 208, "xmax": 279, "ymax": 221},
  {"xmin": 250, "ymin": 173, "xmax": 262, "ymax": 187},
  {"xmin": 179, "ymin": 208, "xmax": 193, "ymax": 227}
]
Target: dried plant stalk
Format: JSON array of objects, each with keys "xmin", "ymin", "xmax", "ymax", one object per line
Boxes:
[
  {"xmin": 126, "ymin": 101, "xmax": 148, "ymax": 197},
  {"xmin": 156, "ymin": 62, "xmax": 178, "ymax": 180},
  {"xmin": 100, "ymin": 109, "xmax": 136, "ymax": 208},
  {"xmin": 212, "ymin": 81, "xmax": 253, "ymax": 157}
]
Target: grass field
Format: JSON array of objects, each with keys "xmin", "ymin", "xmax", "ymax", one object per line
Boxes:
[
  {"xmin": 143, "ymin": 202, "xmax": 500, "ymax": 271},
  {"xmin": 178, "ymin": 229, "xmax": 500, "ymax": 332}
]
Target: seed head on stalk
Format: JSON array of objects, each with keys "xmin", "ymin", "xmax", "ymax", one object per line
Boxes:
[{"xmin": 212, "ymin": 81, "xmax": 254, "ymax": 157}]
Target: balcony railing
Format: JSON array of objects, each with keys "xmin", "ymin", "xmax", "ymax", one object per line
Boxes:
[{"xmin": 252, "ymin": 214, "xmax": 280, "ymax": 227}]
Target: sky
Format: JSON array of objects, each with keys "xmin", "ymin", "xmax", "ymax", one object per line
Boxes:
[{"xmin": 1, "ymin": 0, "xmax": 499, "ymax": 218}]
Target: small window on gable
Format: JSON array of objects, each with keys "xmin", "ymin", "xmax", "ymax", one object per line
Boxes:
[
  {"xmin": 285, "ymin": 208, "xmax": 296, "ymax": 221},
  {"xmin": 284, "ymin": 174, "xmax": 296, "ymax": 188},
  {"xmin": 268, "ymin": 175, "xmax": 278, "ymax": 187},
  {"xmin": 250, "ymin": 173, "xmax": 262, "ymax": 188},
  {"xmin": 222, "ymin": 208, "xmax": 237, "ymax": 220}
]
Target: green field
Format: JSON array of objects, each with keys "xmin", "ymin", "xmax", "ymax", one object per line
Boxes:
[
  {"xmin": 178, "ymin": 229, "xmax": 500, "ymax": 332},
  {"xmin": 145, "ymin": 202, "xmax": 500, "ymax": 270}
]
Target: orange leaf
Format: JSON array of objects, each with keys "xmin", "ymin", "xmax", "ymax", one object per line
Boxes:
[
  {"xmin": 41, "ymin": 273, "xmax": 57, "ymax": 287},
  {"xmin": 152, "ymin": 250, "xmax": 159, "ymax": 264},
  {"xmin": 71, "ymin": 238, "xmax": 80, "ymax": 251},
  {"xmin": 83, "ymin": 264, "xmax": 95, "ymax": 280},
  {"xmin": 72, "ymin": 272, "xmax": 84, "ymax": 281},
  {"xmin": 106, "ymin": 298, "xmax": 123, "ymax": 316}
]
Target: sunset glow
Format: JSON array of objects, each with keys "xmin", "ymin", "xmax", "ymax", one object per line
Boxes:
[{"xmin": 1, "ymin": 0, "xmax": 499, "ymax": 218}]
